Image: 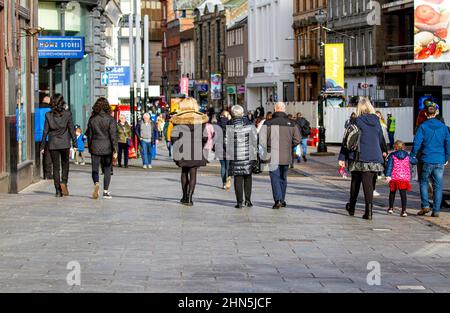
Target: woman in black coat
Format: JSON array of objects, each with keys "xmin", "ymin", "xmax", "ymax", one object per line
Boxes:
[
  {"xmin": 170, "ymin": 98, "xmax": 208, "ymax": 206},
  {"xmin": 85, "ymin": 97, "xmax": 118, "ymax": 200},
  {"xmin": 226, "ymin": 105, "xmax": 258, "ymax": 209},
  {"xmin": 40, "ymin": 94, "xmax": 76, "ymax": 197}
]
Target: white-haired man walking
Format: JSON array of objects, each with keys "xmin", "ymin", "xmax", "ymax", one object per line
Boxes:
[
  {"xmin": 136, "ymin": 113, "xmax": 158, "ymax": 169},
  {"xmin": 261, "ymin": 102, "xmax": 301, "ymax": 209}
]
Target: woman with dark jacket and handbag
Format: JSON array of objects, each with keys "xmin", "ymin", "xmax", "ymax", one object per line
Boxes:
[
  {"xmin": 117, "ymin": 114, "xmax": 132, "ymax": 168},
  {"xmin": 226, "ymin": 105, "xmax": 258, "ymax": 209},
  {"xmin": 40, "ymin": 94, "xmax": 77, "ymax": 197},
  {"xmin": 86, "ymin": 97, "xmax": 118, "ymax": 200},
  {"xmin": 338, "ymin": 97, "xmax": 388, "ymax": 220},
  {"xmin": 170, "ymin": 98, "xmax": 208, "ymax": 206}
]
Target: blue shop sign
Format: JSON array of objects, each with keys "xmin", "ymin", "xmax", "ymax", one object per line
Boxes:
[
  {"xmin": 104, "ymin": 66, "xmax": 130, "ymax": 86},
  {"xmin": 38, "ymin": 36, "xmax": 85, "ymax": 59}
]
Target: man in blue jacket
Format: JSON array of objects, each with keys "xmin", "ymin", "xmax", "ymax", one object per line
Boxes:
[{"xmin": 411, "ymin": 106, "xmax": 450, "ymax": 217}]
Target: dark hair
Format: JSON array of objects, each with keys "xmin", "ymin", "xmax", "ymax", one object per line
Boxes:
[
  {"xmin": 50, "ymin": 94, "xmax": 66, "ymax": 114},
  {"xmin": 92, "ymin": 97, "xmax": 111, "ymax": 116},
  {"xmin": 426, "ymin": 105, "xmax": 437, "ymax": 117}
]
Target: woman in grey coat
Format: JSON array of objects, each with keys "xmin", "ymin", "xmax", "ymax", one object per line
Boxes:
[{"xmin": 226, "ymin": 105, "xmax": 258, "ymax": 209}]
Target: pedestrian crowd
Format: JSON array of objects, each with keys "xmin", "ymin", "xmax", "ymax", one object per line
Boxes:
[{"xmin": 39, "ymin": 94, "xmax": 449, "ymax": 219}]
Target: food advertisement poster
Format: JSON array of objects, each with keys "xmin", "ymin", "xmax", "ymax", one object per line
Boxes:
[{"xmin": 414, "ymin": 0, "xmax": 450, "ymax": 62}]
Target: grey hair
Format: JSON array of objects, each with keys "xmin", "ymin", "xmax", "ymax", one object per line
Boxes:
[
  {"xmin": 274, "ymin": 102, "xmax": 286, "ymax": 112},
  {"xmin": 231, "ymin": 105, "xmax": 244, "ymax": 118},
  {"xmin": 143, "ymin": 113, "xmax": 150, "ymax": 119}
]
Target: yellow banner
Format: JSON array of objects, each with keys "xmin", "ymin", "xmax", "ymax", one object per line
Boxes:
[{"xmin": 325, "ymin": 43, "xmax": 345, "ymax": 93}]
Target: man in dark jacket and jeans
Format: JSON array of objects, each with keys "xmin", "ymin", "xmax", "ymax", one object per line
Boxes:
[
  {"xmin": 411, "ymin": 106, "xmax": 450, "ymax": 217},
  {"xmin": 260, "ymin": 102, "xmax": 301, "ymax": 209}
]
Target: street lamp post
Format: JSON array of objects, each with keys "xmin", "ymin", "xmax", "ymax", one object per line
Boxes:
[{"xmin": 315, "ymin": 9, "xmax": 328, "ymax": 154}]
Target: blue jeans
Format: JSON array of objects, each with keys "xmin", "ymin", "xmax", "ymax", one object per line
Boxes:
[
  {"xmin": 420, "ymin": 163, "xmax": 445, "ymax": 213},
  {"xmin": 269, "ymin": 165, "xmax": 289, "ymax": 202},
  {"xmin": 220, "ymin": 160, "xmax": 230, "ymax": 184},
  {"xmin": 301, "ymin": 138, "xmax": 308, "ymax": 158},
  {"xmin": 141, "ymin": 141, "xmax": 153, "ymax": 166}
]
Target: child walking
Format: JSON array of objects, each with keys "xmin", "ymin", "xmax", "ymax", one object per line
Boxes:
[
  {"xmin": 75, "ymin": 127, "xmax": 86, "ymax": 165},
  {"xmin": 385, "ymin": 140, "xmax": 416, "ymax": 217}
]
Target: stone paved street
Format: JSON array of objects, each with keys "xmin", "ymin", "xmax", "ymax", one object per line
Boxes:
[{"xmin": 0, "ymin": 146, "xmax": 450, "ymax": 293}]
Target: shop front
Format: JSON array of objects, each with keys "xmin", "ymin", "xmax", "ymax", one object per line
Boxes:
[
  {"xmin": 38, "ymin": 1, "xmax": 93, "ymax": 131},
  {"xmin": 1, "ymin": 0, "xmax": 39, "ymax": 193}
]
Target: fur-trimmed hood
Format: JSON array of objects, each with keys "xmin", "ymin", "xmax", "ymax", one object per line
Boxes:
[{"xmin": 171, "ymin": 110, "xmax": 208, "ymax": 125}]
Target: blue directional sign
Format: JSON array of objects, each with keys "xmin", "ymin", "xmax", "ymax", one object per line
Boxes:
[
  {"xmin": 101, "ymin": 73, "xmax": 110, "ymax": 86},
  {"xmin": 38, "ymin": 36, "xmax": 85, "ymax": 59},
  {"xmin": 104, "ymin": 66, "xmax": 131, "ymax": 87}
]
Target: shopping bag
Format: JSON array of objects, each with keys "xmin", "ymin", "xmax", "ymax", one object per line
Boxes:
[{"xmin": 294, "ymin": 145, "xmax": 301, "ymax": 157}]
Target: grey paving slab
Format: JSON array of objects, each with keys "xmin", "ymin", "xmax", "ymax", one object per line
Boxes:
[{"xmin": 0, "ymin": 153, "xmax": 449, "ymax": 292}]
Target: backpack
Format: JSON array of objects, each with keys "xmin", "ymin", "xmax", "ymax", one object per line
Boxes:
[
  {"xmin": 391, "ymin": 155, "xmax": 411, "ymax": 182},
  {"xmin": 298, "ymin": 118, "xmax": 311, "ymax": 137},
  {"xmin": 342, "ymin": 123, "xmax": 361, "ymax": 152}
]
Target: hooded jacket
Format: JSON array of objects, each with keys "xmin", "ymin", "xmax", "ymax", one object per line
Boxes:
[
  {"xmin": 411, "ymin": 118, "xmax": 450, "ymax": 164},
  {"xmin": 385, "ymin": 150, "xmax": 417, "ymax": 178},
  {"xmin": 339, "ymin": 113, "xmax": 387, "ymax": 163},
  {"xmin": 225, "ymin": 117, "xmax": 258, "ymax": 176},
  {"xmin": 170, "ymin": 110, "xmax": 209, "ymax": 168}
]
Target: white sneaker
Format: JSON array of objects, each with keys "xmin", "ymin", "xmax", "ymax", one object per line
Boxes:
[
  {"xmin": 75, "ymin": 162, "xmax": 79, "ymax": 165},
  {"xmin": 143, "ymin": 165, "xmax": 147, "ymax": 169},
  {"xmin": 80, "ymin": 162, "xmax": 86, "ymax": 166},
  {"xmin": 103, "ymin": 191, "xmax": 112, "ymax": 199},
  {"xmin": 148, "ymin": 165, "xmax": 153, "ymax": 169},
  {"xmin": 373, "ymin": 190, "xmax": 380, "ymax": 197}
]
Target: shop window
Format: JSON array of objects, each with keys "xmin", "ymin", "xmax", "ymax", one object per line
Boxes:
[{"xmin": 18, "ymin": 34, "xmax": 28, "ymax": 163}]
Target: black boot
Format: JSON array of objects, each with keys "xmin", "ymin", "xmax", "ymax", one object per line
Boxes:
[
  {"xmin": 55, "ymin": 187, "xmax": 63, "ymax": 198},
  {"xmin": 235, "ymin": 202, "xmax": 243, "ymax": 209},
  {"xmin": 362, "ymin": 203, "xmax": 373, "ymax": 220},
  {"xmin": 180, "ymin": 186, "xmax": 188, "ymax": 204},
  {"xmin": 186, "ymin": 191, "xmax": 194, "ymax": 206},
  {"xmin": 346, "ymin": 203, "xmax": 355, "ymax": 216}
]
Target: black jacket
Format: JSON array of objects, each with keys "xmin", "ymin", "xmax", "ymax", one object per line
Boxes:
[
  {"xmin": 85, "ymin": 112, "xmax": 118, "ymax": 156},
  {"xmin": 226, "ymin": 118, "xmax": 258, "ymax": 176},
  {"xmin": 296, "ymin": 117, "xmax": 310, "ymax": 139},
  {"xmin": 40, "ymin": 110, "xmax": 76, "ymax": 151},
  {"xmin": 260, "ymin": 112, "xmax": 301, "ymax": 166}
]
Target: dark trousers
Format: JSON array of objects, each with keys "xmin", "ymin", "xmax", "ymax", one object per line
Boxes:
[
  {"xmin": 43, "ymin": 144, "xmax": 53, "ymax": 179},
  {"xmin": 389, "ymin": 189, "xmax": 407, "ymax": 211},
  {"xmin": 118, "ymin": 143, "xmax": 129, "ymax": 167},
  {"xmin": 388, "ymin": 132, "xmax": 395, "ymax": 149},
  {"xmin": 92, "ymin": 154, "xmax": 112, "ymax": 190},
  {"xmin": 269, "ymin": 165, "xmax": 289, "ymax": 202},
  {"xmin": 234, "ymin": 175, "xmax": 252, "ymax": 204},
  {"xmin": 350, "ymin": 171, "xmax": 376, "ymax": 206},
  {"xmin": 50, "ymin": 149, "xmax": 70, "ymax": 190}
]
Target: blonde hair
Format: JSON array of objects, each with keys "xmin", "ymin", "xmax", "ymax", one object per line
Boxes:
[
  {"xmin": 356, "ymin": 97, "xmax": 376, "ymax": 116},
  {"xmin": 394, "ymin": 140, "xmax": 405, "ymax": 151}
]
